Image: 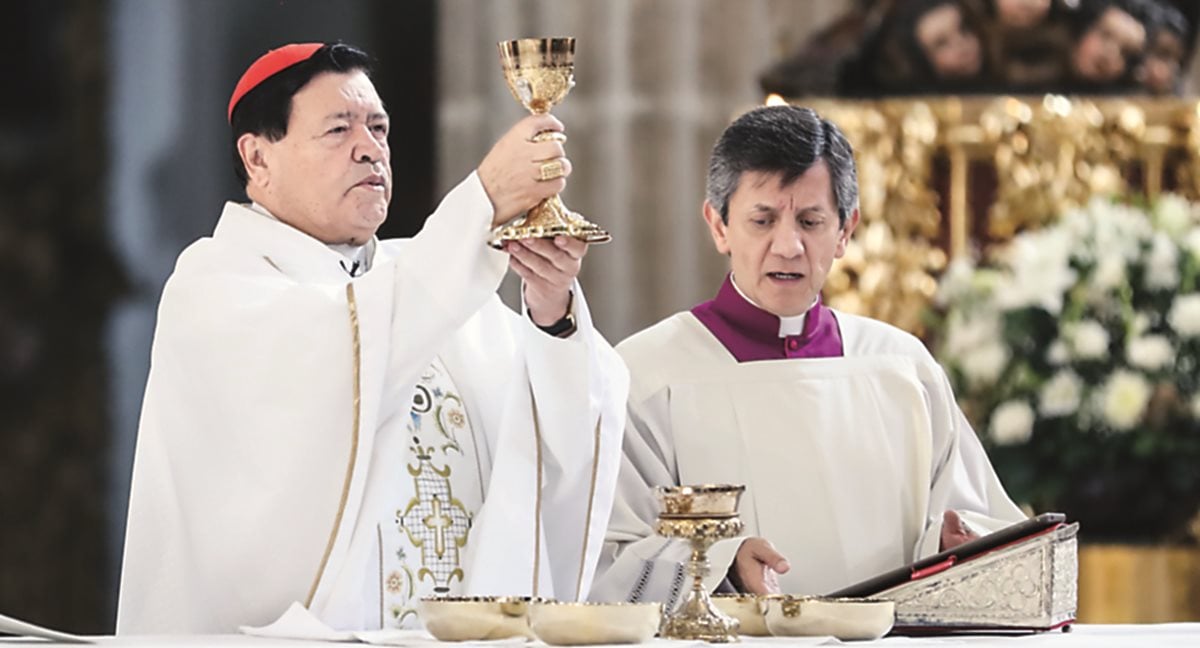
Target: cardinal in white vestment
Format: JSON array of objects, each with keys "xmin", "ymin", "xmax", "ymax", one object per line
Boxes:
[
  {"xmin": 117, "ymin": 42, "xmax": 627, "ymax": 635},
  {"xmin": 589, "ymin": 105, "xmax": 1024, "ymax": 607}
]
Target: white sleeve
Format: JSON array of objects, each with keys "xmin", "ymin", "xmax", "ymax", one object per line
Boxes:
[
  {"xmin": 519, "ymin": 282, "xmax": 629, "ymax": 600},
  {"xmin": 587, "ymin": 383, "xmax": 743, "ymax": 606},
  {"xmin": 914, "ymin": 362, "xmax": 1028, "ymax": 557},
  {"xmin": 437, "ymin": 284, "xmax": 627, "ymax": 602},
  {"xmin": 376, "ymin": 172, "xmax": 508, "ymax": 390}
]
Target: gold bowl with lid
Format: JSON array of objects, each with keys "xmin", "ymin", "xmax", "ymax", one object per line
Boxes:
[
  {"xmin": 761, "ymin": 595, "xmax": 895, "ymax": 641},
  {"xmin": 528, "ymin": 600, "xmax": 662, "ymax": 645},
  {"xmin": 417, "ymin": 596, "xmax": 536, "ymax": 641},
  {"xmin": 711, "ymin": 594, "xmax": 771, "ymax": 636}
]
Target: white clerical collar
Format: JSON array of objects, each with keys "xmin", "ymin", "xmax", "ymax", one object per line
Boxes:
[
  {"xmin": 730, "ymin": 273, "xmax": 817, "ymax": 338},
  {"xmin": 250, "ymin": 202, "xmax": 375, "ymax": 277}
]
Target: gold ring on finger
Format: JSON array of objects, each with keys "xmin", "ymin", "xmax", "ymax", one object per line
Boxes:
[
  {"xmin": 531, "ymin": 130, "xmax": 568, "ymax": 143},
  {"xmin": 538, "ymin": 159, "xmax": 566, "ymax": 181}
]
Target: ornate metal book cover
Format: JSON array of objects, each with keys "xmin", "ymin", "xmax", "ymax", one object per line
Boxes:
[{"xmin": 878, "ymin": 522, "xmax": 1079, "ymax": 631}]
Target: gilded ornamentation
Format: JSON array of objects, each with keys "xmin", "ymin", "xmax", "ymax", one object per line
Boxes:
[
  {"xmin": 983, "ymin": 96, "xmax": 1145, "ymax": 239},
  {"xmin": 491, "ymin": 37, "xmax": 611, "ymax": 247},
  {"xmin": 655, "ymin": 484, "xmax": 746, "ymax": 643},
  {"xmin": 1180, "ymin": 102, "xmax": 1200, "ymax": 200},
  {"xmin": 654, "ymin": 517, "xmax": 745, "ymax": 542}
]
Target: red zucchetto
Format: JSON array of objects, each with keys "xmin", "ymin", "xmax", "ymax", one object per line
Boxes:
[{"xmin": 227, "ymin": 42, "xmax": 324, "ymax": 122}]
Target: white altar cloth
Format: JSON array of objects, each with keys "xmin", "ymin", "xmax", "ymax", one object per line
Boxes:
[{"xmin": 3, "ymin": 624, "xmax": 1198, "ymax": 647}]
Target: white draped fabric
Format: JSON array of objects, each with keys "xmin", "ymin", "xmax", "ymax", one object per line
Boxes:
[
  {"xmin": 589, "ymin": 311, "xmax": 1025, "ymax": 606},
  {"xmin": 117, "ymin": 174, "xmax": 628, "ymax": 633}
]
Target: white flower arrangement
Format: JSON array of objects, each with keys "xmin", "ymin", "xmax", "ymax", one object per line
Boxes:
[
  {"xmin": 932, "ymin": 195, "xmax": 1200, "ymax": 540},
  {"xmin": 990, "ymin": 400, "xmax": 1035, "ymax": 445},
  {"xmin": 1093, "ymin": 369, "xmax": 1153, "ymax": 432}
]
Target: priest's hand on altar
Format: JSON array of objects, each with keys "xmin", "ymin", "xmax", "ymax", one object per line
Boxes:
[
  {"xmin": 508, "ymin": 236, "xmax": 588, "ymax": 327},
  {"xmin": 939, "ymin": 509, "xmax": 980, "ymax": 551},
  {"xmin": 728, "ymin": 537, "xmax": 792, "ymax": 595},
  {"xmin": 478, "ymin": 114, "xmax": 571, "ymax": 226}
]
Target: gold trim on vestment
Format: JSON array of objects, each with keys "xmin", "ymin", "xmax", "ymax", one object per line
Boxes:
[
  {"xmin": 305, "ymin": 283, "xmax": 363, "ymax": 607},
  {"xmin": 376, "ymin": 523, "xmax": 384, "ymax": 629},
  {"xmin": 529, "ymin": 383, "xmax": 544, "ymax": 597},
  {"xmin": 574, "ymin": 418, "xmax": 602, "ymax": 600}
]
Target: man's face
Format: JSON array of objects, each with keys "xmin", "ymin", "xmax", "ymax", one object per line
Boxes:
[
  {"xmin": 1072, "ymin": 7, "xmax": 1146, "ymax": 83},
  {"xmin": 704, "ymin": 163, "xmax": 858, "ymax": 317},
  {"xmin": 916, "ymin": 4, "xmax": 983, "ymax": 79},
  {"xmin": 995, "ymin": 0, "xmax": 1051, "ymax": 29},
  {"xmin": 251, "ymin": 70, "xmax": 392, "ymax": 245}
]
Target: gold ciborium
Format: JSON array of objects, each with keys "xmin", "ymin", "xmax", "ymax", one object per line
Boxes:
[
  {"xmin": 655, "ymin": 484, "xmax": 746, "ymax": 643},
  {"xmin": 491, "ymin": 37, "xmax": 611, "ymax": 249}
]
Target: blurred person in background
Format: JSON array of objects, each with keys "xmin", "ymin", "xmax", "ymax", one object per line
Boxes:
[
  {"xmin": 1066, "ymin": 0, "xmax": 1147, "ymax": 90},
  {"xmin": 1135, "ymin": 0, "xmax": 1189, "ymax": 93}
]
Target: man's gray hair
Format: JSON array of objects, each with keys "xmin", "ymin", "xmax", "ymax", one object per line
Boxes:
[{"xmin": 705, "ymin": 105, "xmax": 859, "ymax": 226}]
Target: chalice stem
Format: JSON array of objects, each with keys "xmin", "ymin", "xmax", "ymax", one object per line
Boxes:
[{"xmin": 690, "ymin": 546, "xmax": 709, "ymax": 591}]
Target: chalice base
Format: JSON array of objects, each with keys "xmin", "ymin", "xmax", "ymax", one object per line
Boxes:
[
  {"xmin": 661, "ymin": 589, "xmax": 741, "ymax": 642},
  {"xmin": 488, "ymin": 195, "xmax": 611, "ymax": 249}
]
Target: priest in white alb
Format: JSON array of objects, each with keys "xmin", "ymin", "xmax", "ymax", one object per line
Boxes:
[
  {"xmin": 118, "ymin": 42, "xmax": 627, "ymax": 634},
  {"xmin": 588, "ymin": 106, "xmax": 1025, "ymax": 607}
]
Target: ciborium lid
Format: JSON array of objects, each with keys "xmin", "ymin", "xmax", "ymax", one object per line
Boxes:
[{"xmin": 656, "ymin": 483, "xmax": 745, "ymax": 519}]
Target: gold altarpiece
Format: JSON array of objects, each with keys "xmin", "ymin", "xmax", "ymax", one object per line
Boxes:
[{"xmin": 781, "ymin": 94, "xmax": 1200, "ymax": 623}]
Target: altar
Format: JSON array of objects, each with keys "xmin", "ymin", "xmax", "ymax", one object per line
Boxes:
[{"xmin": 5, "ymin": 624, "xmax": 1200, "ymax": 648}]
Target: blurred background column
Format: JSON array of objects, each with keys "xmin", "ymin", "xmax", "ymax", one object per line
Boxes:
[{"xmin": 0, "ymin": 0, "xmax": 123, "ymax": 634}]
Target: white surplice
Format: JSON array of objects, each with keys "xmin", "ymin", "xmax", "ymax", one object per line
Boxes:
[
  {"xmin": 117, "ymin": 173, "xmax": 628, "ymax": 634},
  {"xmin": 588, "ymin": 310, "xmax": 1024, "ymax": 607}
]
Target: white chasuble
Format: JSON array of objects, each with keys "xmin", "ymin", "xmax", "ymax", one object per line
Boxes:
[
  {"xmin": 589, "ymin": 311, "xmax": 1025, "ymax": 606},
  {"xmin": 118, "ymin": 172, "xmax": 628, "ymax": 635}
]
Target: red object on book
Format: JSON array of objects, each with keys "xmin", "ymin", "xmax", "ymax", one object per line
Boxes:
[{"xmin": 911, "ymin": 556, "xmax": 956, "ymax": 580}]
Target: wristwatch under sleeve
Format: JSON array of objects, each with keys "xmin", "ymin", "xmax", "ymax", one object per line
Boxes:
[{"xmin": 532, "ymin": 291, "xmax": 577, "ymax": 338}]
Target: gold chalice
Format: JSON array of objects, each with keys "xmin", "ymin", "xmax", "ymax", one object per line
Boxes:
[
  {"xmin": 655, "ymin": 484, "xmax": 746, "ymax": 643},
  {"xmin": 490, "ymin": 37, "xmax": 611, "ymax": 249}
]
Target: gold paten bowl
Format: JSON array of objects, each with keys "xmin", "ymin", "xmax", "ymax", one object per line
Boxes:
[
  {"xmin": 711, "ymin": 594, "xmax": 770, "ymax": 636},
  {"xmin": 417, "ymin": 596, "xmax": 536, "ymax": 641},
  {"xmin": 762, "ymin": 596, "xmax": 895, "ymax": 641},
  {"xmin": 529, "ymin": 601, "xmax": 662, "ymax": 645},
  {"xmin": 655, "ymin": 484, "xmax": 745, "ymax": 518}
]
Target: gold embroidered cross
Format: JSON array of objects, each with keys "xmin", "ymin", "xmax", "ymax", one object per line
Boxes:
[
  {"xmin": 424, "ymin": 496, "xmax": 454, "ymax": 559},
  {"xmin": 399, "ymin": 455, "xmax": 471, "ymax": 589}
]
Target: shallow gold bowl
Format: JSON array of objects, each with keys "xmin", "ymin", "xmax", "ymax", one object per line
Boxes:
[
  {"xmin": 529, "ymin": 601, "xmax": 662, "ymax": 646},
  {"xmin": 762, "ymin": 596, "xmax": 894, "ymax": 641},
  {"xmin": 711, "ymin": 594, "xmax": 770, "ymax": 636},
  {"xmin": 417, "ymin": 596, "xmax": 536, "ymax": 641},
  {"xmin": 656, "ymin": 484, "xmax": 745, "ymax": 518}
]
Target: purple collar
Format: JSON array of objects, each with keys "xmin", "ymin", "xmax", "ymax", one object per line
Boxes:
[{"xmin": 691, "ymin": 275, "xmax": 843, "ymax": 362}]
